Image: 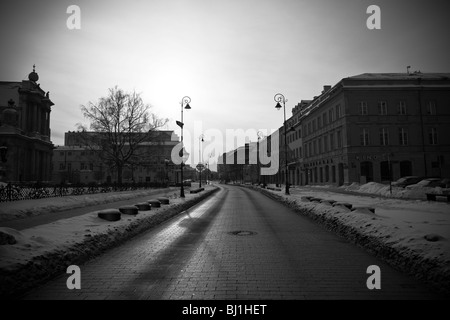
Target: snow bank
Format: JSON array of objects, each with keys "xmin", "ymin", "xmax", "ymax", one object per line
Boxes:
[
  {"xmin": 316, "ymin": 181, "xmax": 450, "ymax": 200},
  {"xmin": 0, "ymin": 187, "xmax": 180, "ymax": 222},
  {"xmin": 0, "ymin": 186, "xmax": 219, "ymax": 298}
]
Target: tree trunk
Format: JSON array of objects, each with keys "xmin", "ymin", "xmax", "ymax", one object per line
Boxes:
[{"xmin": 117, "ymin": 164, "xmax": 123, "ymax": 185}]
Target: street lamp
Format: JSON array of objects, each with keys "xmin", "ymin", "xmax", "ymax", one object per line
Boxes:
[
  {"xmin": 177, "ymin": 96, "xmax": 191, "ymax": 197},
  {"xmin": 164, "ymin": 158, "xmax": 170, "ymax": 186},
  {"xmin": 257, "ymin": 131, "xmax": 265, "ymax": 187},
  {"xmin": 274, "ymin": 93, "xmax": 290, "ymax": 195},
  {"xmin": 198, "ymin": 134, "xmax": 204, "ymax": 188}
]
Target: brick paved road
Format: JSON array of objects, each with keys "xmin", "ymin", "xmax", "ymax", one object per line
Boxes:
[{"xmin": 21, "ymin": 184, "xmax": 445, "ymax": 300}]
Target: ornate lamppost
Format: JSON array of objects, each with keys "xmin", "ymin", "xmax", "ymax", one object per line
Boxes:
[
  {"xmin": 177, "ymin": 96, "xmax": 191, "ymax": 197},
  {"xmin": 274, "ymin": 93, "xmax": 290, "ymax": 195},
  {"xmin": 198, "ymin": 134, "xmax": 204, "ymax": 188},
  {"xmin": 257, "ymin": 131, "xmax": 265, "ymax": 187}
]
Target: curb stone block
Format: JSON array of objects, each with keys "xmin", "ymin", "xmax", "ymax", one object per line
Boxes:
[
  {"xmin": 97, "ymin": 209, "xmax": 121, "ymax": 221},
  {"xmin": 0, "ymin": 230, "xmax": 17, "ymax": 245},
  {"xmin": 351, "ymin": 206, "xmax": 376, "ymax": 214},
  {"xmin": 119, "ymin": 205, "xmax": 140, "ymax": 215},
  {"xmin": 134, "ymin": 203, "xmax": 151, "ymax": 211},
  {"xmin": 157, "ymin": 197, "xmax": 170, "ymax": 204},
  {"xmin": 333, "ymin": 202, "xmax": 353, "ymax": 209},
  {"xmin": 148, "ymin": 199, "xmax": 161, "ymax": 208}
]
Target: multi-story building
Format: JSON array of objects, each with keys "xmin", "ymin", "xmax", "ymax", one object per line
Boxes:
[
  {"xmin": 0, "ymin": 66, "xmax": 55, "ymax": 182},
  {"xmin": 218, "ymin": 143, "xmax": 259, "ymax": 183},
  {"xmin": 52, "ymin": 130, "xmax": 183, "ymax": 184},
  {"xmin": 285, "ymin": 72, "xmax": 450, "ymax": 186}
]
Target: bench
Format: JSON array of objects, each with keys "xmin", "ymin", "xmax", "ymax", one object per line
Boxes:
[{"xmin": 426, "ymin": 193, "xmax": 450, "ymax": 202}]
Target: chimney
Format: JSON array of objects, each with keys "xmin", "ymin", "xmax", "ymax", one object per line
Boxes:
[{"xmin": 322, "ymin": 85, "xmax": 331, "ymax": 93}]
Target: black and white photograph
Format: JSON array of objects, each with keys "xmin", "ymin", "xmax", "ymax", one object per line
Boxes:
[{"xmin": 0, "ymin": 0, "xmax": 449, "ymax": 310}]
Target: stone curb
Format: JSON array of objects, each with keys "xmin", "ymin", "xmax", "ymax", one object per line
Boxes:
[
  {"xmin": 0, "ymin": 187, "xmax": 219, "ymax": 298},
  {"xmin": 248, "ymin": 185, "xmax": 450, "ymax": 296}
]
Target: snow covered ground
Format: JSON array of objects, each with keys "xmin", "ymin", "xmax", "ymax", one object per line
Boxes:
[
  {"xmin": 0, "ymin": 187, "xmax": 180, "ymax": 222},
  {"xmin": 256, "ymin": 183, "xmax": 450, "ymax": 294},
  {"xmin": 1, "ymin": 182, "xmax": 449, "ymax": 297},
  {"xmin": 333, "ymin": 181, "xmax": 448, "ymax": 200},
  {"xmin": 0, "ymin": 185, "xmax": 218, "ymax": 297}
]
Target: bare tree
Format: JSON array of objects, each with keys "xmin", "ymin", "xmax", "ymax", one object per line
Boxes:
[{"xmin": 77, "ymin": 86, "xmax": 168, "ymax": 184}]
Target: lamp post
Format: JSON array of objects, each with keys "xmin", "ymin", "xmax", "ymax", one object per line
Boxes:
[
  {"xmin": 177, "ymin": 96, "xmax": 191, "ymax": 197},
  {"xmin": 257, "ymin": 131, "xmax": 265, "ymax": 187},
  {"xmin": 164, "ymin": 158, "xmax": 170, "ymax": 187},
  {"xmin": 198, "ymin": 134, "xmax": 204, "ymax": 188},
  {"xmin": 274, "ymin": 93, "xmax": 290, "ymax": 195}
]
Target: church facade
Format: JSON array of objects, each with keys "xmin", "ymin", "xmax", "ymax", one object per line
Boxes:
[{"xmin": 0, "ymin": 66, "xmax": 55, "ymax": 183}]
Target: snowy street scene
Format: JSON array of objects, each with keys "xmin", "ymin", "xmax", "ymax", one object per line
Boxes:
[{"xmin": 0, "ymin": 0, "xmax": 449, "ymax": 310}]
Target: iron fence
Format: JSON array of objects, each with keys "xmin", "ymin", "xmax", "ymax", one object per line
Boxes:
[{"xmin": 0, "ymin": 182, "xmax": 168, "ymax": 202}]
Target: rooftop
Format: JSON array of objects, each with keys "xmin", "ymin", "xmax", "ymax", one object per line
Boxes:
[{"xmin": 347, "ymin": 72, "xmax": 450, "ymax": 81}]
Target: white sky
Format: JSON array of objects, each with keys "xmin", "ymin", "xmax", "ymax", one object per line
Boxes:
[{"xmin": 1, "ymin": 0, "xmax": 449, "ymax": 167}]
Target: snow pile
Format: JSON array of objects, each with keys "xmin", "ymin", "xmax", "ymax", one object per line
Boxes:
[
  {"xmin": 0, "ymin": 187, "xmax": 179, "ymax": 222},
  {"xmin": 327, "ymin": 181, "xmax": 450, "ymax": 200},
  {"xmin": 255, "ymin": 185, "xmax": 450, "ymax": 294},
  {"xmin": 0, "ymin": 186, "xmax": 219, "ymax": 298}
]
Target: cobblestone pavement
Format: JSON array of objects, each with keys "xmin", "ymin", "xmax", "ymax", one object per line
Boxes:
[{"xmin": 21, "ymin": 184, "xmax": 444, "ymax": 300}]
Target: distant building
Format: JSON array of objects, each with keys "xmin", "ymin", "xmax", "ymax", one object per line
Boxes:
[
  {"xmin": 0, "ymin": 66, "xmax": 55, "ymax": 182},
  {"xmin": 52, "ymin": 130, "xmax": 182, "ymax": 184},
  {"xmin": 283, "ymin": 72, "xmax": 450, "ymax": 186},
  {"xmin": 218, "ymin": 143, "xmax": 259, "ymax": 183},
  {"xmin": 220, "ymin": 72, "xmax": 450, "ymax": 187}
]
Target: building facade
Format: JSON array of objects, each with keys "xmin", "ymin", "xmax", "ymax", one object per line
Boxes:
[
  {"xmin": 286, "ymin": 73, "xmax": 450, "ymax": 186},
  {"xmin": 52, "ymin": 130, "xmax": 183, "ymax": 184},
  {"xmin": 219, "ymin": 73, "xmax": 450, "ymax": 187},
  {"xmin": 0, "ymin": 66, "xmax": 55, "ymax": 183}
]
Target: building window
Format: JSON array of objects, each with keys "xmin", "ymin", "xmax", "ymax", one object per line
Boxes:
[
  {"xmin": 67, "ymin": 163, "xmax": 72, "ymax": 171},
  {"xmin": 318, "ymin": 116, "xmax": 322, "ymax": 128},
  {"xmin": 298, "ymin": 129, "xmax": 301, "ymax": 138},
  {"xmin": 359, "ymin": 101, "xmax": 368, "ymax": 115},
  {"xmin": 330, "ymin": 133, "xmax": 335, "ymax": 150},
  {"xmin": 318, "ymin": 137, "xmax": 322, "ymax": 153},
  {"xmin": 399, "ymin": 128, "xmax": 408, "ymax": 146},
  {"xmin": 427, "ymin": 101, "xmax": 436, "ymax": 115},
  {"xmin": 89, "ymin": 163, "xmax": 94, "ymax": 170},
  {"xmin": 68, "ymin": 152, "xmax": 72, "ymax": 156},
  {"xmin": 378, "ymin": 101, "xmax": 388, "ymax": 115},
  {"xmin": 360, "ymin": 128, "xmax": 370, "ymax": 146},
  {"xmin": 80, "ymin": 162, "xmax": 86, "ymax": 170},
  {"xmin": 324, "ymin": 136, "xmax": 328, "ymax": 152},
  {"xmin": 322, "ymin": 113, "xmax": 327, "ymax": 125},
  {"xmin": 398, "ymin": 101, "xmax": 407, "ymax": 115},
  {"xmin": 337, "ymin": 130, "xmax": 343, "ymax": 148},
  {"xmin": 60, "ymin": 151, "xmax": 64, "ymax": 156},
  {"xmin": 299, "ymin": 147, "xmax": 302, "ymax": 158},
  {"xmin": 329, "ymin": 109, "xmax": 335, "ymax": 122},
  {"xmin": 429, "ymin": 128, "xmax": 438, "ymax": 145},
  {"xmin": 379, "ymin": 128, "xmax": 389, "ymax": 146},
  {"xmin": 308, "ymin": 122, "xmax": 312, "ymax": 135},
  {"xmin": 59, "ymin": 163, "xmax": 65, "ymax": 170},
  {"xmin": 312, "ymin": 119, "xmax": 316, "ymax": 132},
  {"xmin": 336, "ymin": 104, "xmax": 342, "ymax": 118}
]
